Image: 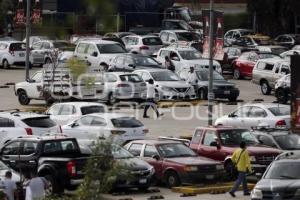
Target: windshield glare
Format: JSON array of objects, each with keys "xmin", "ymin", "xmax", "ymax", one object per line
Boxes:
[
  {"xmin": 97, "ymin": 43, "xmax": 127, "ymax": 54},
  {"xmin": 265, "ymin": 162, "xmax": 300, "ymax": 179},
  {"xmin": 274, "ymin": 134, "xmax": 300, "ymax": 150},
  {"xmin": 113, "ymin": 145, "xmax": 134, "ymax": 159},
  {"xmin": 220, "ymin": 130, "xmax": 259, "ymax": 146},
  {"xmin": 196, "ymin": 70, "xmax": 224, "ymax": 81},
  {"xmin": 151, "ymin": 71, "xmax": 181, "ymax": 81},
  {"xmin": 179, "ymin": 50, "xmax": 202, "ymax": 60},
  {"xmin": 133, "ymin": 56, "xmax": 160, "ymax": 66},
  {"xmin": 158, "ymin": 143, "xmax": 197, "ymax": 158}
]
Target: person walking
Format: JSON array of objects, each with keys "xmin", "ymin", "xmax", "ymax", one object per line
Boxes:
[
  {"xmin": 25, "ymin": 172, "xmax": 49, "ymax": 200},
  {"xmin": 143, "ymin": 79, "xmax": 162, "ymax": 118},
  {"xmin": 3, "ymin": 171, "xmax": 17, "ymax": 200},
  {"xmin": 165, "ymin": 56, "xmax": 175, "ymax": 72},
  {"xmin": 229, "ymin": 141, "xmax": 252, "ymax": 197}
]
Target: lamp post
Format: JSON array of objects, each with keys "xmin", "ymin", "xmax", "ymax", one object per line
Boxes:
[
  {"xmin": 25, "ymin": 0, "xmax": 31, "ymax": 81},
  {"xmin": 208, "ymin": 0, "xmax": 214, "ymax": 125}
]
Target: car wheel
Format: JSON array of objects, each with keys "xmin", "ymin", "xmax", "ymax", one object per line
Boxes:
[
  {"xmin": 228, "ymin": 96, "xmax": 237, "ymax": 102},
  {"xmin": 107, "ymin": 93, "xmax": 118, "ymax": 105},
  {"xmin": 198, "ymin": 88, "xmax": 207, "ymax": 100},
  {"xmin": 100, "ymin": 64, "xmax": 109, "ymax": 72},
  {"xmin": 276, "ymin": 88, "xmax": 288, "ymax": 104},
  {"xmin": 164, "ymin": 171, "xmax": 181, "ymax": 188},
  {"xmin": 45, "ymin": 174, "xmax": 63, "ymax": 194},
  {"xmin": 3, "ymin": 59, "xmax": 10, "ymax": 69},
  {"xmin": 18, "ymin": 90, "xmax": 31, "ymax": 105},
  {"xmin": 233, "ymin": 69, "xmax": 241, "ymax": 80},
  {"xmin": 261, "ymin": 81, "xmax": 271, "ymax": 95}
]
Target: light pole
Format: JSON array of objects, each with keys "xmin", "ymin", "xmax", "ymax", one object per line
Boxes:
[
  {"xmin": 25, "ymin": 0, "xmax": 31, "ymax": 81},
  {"xmin": 208, "ymin": 0, "xmax": 214, "ymax": 125}
]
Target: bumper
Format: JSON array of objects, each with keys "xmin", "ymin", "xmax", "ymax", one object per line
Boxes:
[
  {"xmin": 70, "ymin": 178, "xmax": 84, "ymax": 186},
  {"xmin": 213, "ymin": 88, "xmax": 240, "ymax": 99},
  {"xmin": 114, "ymin": 175, "xmax": 153, "ymax": 189},
  {"xmin": 252, "ymin": 164, "xmax": 268, "ymax": 177},
  {"xmin": 116, "ymin": 92, "xmax": 147, "ymax": 100},
  {"xmin": 179, "ymin": 170, "xmax": 225, "ymax": 184}
]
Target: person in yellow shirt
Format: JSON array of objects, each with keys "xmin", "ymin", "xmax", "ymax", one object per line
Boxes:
[{"xmin": 229, "ymin": 141, "xmax": 252, "ymax": 197}]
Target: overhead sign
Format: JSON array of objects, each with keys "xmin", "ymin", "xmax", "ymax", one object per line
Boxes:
[{"xmin": 14, "ymin": 0, "xmax": 25, "ymax": 26}]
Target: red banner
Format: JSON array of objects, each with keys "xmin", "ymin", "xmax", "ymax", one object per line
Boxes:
[
  {"xmin": 14, "ymin": 9, "xmax": 25, "ymax": 25},
  {"xmin": 31, "ymin": 9, "xmax": 42, "ymax": 24}
]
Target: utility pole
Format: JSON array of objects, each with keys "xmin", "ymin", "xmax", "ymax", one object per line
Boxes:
[
  {"xmin": 208, "ymin": 0, "xmax": 214, "ymax": 125},
  {"xmin": 25, "ymin": 0, "xmax": 31, "ymax": 81}
]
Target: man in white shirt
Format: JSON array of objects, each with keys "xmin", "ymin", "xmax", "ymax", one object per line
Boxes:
[
  {"xmin": 186, "ymin": 67, "xmax": 199, "ymax": 94},
  {"xmin": 143, "ymin": 79, "xmax": 162, "ymax": 118},
  {"xmin": 3, "ymin": 171, "xmax": 17, "ymax": 200},
  {"xmin": 25, "ymin": 172, "xmax": 48, "ymax": 200}
]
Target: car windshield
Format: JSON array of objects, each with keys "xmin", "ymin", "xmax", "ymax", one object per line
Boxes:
[
  {"xmin": 274, "ymin": 134, "xmax": 300, "ymax": 150},
  {"xmin": 178, "ymin": 50, "xmax": 202, "ymax": 60},
  {"xmin": 43, "ymin": 139, "xmax": 79, "ymax": 155},
  {"xmin": 111, "ymin": 117, "xmax": 143, "ymax": 128},
  {"xmin": 219, "ymin": 129, "xmax": 259, "ymax": 146},
  {"xmin": 133, "ymin": 56, "xmax": 160, "ymax": 66},
  {"xmin": 112, "ymin": 145, "xmax": 134, "ymax": 159},
  {"xmin": 120, "ymin": 74, "xmax": 143, "ymax": 82},
  {"xmin": 258, "ymin": 53, "xmax": 281, "ymax": 59},
  {"xmin": 97, "ymin": 43, "xmax": 127, "ymax": 53},
  {"xmin": 196, "ymin": 70, "xmax": 224, "ymax": 81},
  {"xmin": 22, "ymin": 117, "xmax": 56, "ymax": 128},
  {"xmin": 81, "ymin": 106, "xmax": 105, "ymax": 115},
  {"xmin": 268, "ymin": 106, "xmax": 290, "ymax": 116},
  {"xmin": 157, "ymin": 143, "xmax": 197, "ymax": 158},
  {"xmin": 151, "ymin": 71, "xmax": 181, "ymax": 81},
  {"xmin": 9, "ymin": 43, "xmax": 26, "ymax": 51},
  {"xmin": 265, "ymin": 162, "xmax": 300, "ymax": 179},
  {"xmin": 176, "ymin": 32, "xmax": 200, "ymax": 41},
  {"xmin": 142, "ymin": 37, "xmax": 163, "ymax": 45},
  {"xmin": 0, "ymin": 161, "xmax": 8, "ymax": 170}
]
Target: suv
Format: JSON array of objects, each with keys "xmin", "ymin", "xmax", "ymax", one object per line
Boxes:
[
  {"xmin": 0, "ymin": 41, "xmax": 26, "ymax": 69},
  {"xmin": 74, "ymin": 40, "xmax": 127, "ymax": 71},
  {"xmin": 275, "ymin": 74, "xmax": 290, "ymax": 104},
  {"xmin": 252, "ymin": 59, "xmax": 289, "ymax": 95},
  {"xmin": 159, "ymin": 30, "xmax": 201, "ymax": 46},
  {"xmin": 188, "ymin": 126, "xmax": 281, "ymax": 178},
  {"xmin": 0, "ymin": 136, "xmax": 88, "ymax": 194}
]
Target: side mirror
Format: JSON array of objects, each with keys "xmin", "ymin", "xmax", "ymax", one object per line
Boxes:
[
  {"xmin": 152, "ymin": 155, "xmax": 160, "ymax": 161},
  {"xmin": 210, "ymin": 141, "xmax": 221, "ymax": 149},
  {"xmin": 171, "ymin": 56, "xmax": 180, "ymax": 61},
  {"xmin": 27, "ymin": 79, "xmax": 36, "ymax": 83},
  {"xmin": 70, "ymin": 122, "xmax": 79, "ymax": 128},
  {"xmin": 128, "ymin": 64, "xmax": 136, "ymax": 69},
  {"xmin": 228, "ymin": 113, "xmax": 237, "ymax": 118},
  {"xmin": 91, "ymin": 52, "xmax": 98, "ymax": 57}
]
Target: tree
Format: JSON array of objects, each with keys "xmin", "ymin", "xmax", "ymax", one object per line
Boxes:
[{"xmin": 0, "ymin": 0, "xmax": 17, "ymax": 35}]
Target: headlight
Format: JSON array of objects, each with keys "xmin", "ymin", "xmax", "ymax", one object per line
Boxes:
[
  {"xmin": 184, "ymin": 166, "xmax": 198, "ymax": 172},
  {"xmin": 251, "ymin": 189, "xmax": 263, "ymax": 199},
  {"xmin": 150, "ymin": 167, "xmax": 155, "ymax": 175},
  {"xmin": 216, "ymin": 165, "xmax": 224, "ymax": 170},
  {"xmin": 161, "ymin": 86, "xmax": 173, "ymax": 92},
  {"xmin": 250, "ymin": 156, "xmax": 256, "ymax": 162}
]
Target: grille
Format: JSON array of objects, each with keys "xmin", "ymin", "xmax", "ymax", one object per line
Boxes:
[
  {"xmin": 175, "ymin": 88, "xmax": 188, "ymax": 93},
  {"xmin": 131, "ymin": 170, "xmax": 150, "ymax": 177},
  {"xmin": 262, "ymin": 190, "xmax": 296, "ymax": 199},
  {"xmin": 256, "ymin": 155, "xmax": 276, "ymax": 164},
  {"xmin": 218, "ymin": 86, "xmax": 233, "ymax": 90},
  {"xmin": 198, "ymin": 165, "xmax": 216, "ymax": 172}
]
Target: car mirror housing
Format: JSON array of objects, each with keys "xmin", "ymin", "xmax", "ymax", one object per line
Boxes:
[
  {"xmin": 91, "ymin": 51, "xmax": 98, "ymax": 57},
  {"xmin": 70, "ymin": 122, "xmax": 79, "ymax": 128},
  {"xmin": 152, "ymin": 155, "xmax": 160, "ymax": 161}
]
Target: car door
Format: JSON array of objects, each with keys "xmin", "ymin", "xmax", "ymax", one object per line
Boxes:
[
  {"xmin": 74, "ymin": 42, "xmax": 89, "ymax": 61},
  {"xmin": 124, "ymin": 56, "xmax": 136, "ymax": 71},
  {"xmin": 198, "ymin": 130, "xmax": 220, "ymax": 160},
  {"xmin": 111, "ymin": 56, "xmax": 125, "ymax": 71},
  {"xmin": 26, "ymin": 71, "xmax": 43, "ymax": 99},
  {"xmin": 246, "ymin": 52, "xmax": 257, "ymax": 76},
  {"xmin": 31, "ymin": 42, "xmax": 43, "ymax": 64},
  {"xmin": 142, "ymin": 144, "xmax": 163, "ymax": 177},
  {"xmin": 169, "ymin": 51, "xmax": 181, "ymax": 71},
  {"xmin": 55, "ymin": 104, "xmax": 77, "ymax": 125},
  {"xmin": 226, "ymin": 106, "xmax": 252, "ymax": 128},
  {"xmin": 63, "ymin": 116, "xmax": 94, "ymax": 139},
  {"xmin": 189, "ymin": 129, "xmax": 204, "ymax": 152},
  {"xmin": 19, "ymin": 141, "xmax": 38, "ymax": 168},
  {"xmin": 245, "ymin": 106, "xmax": 268, "ymax": 128},
  {"xmin": 0, "ymin": 141, "xmax": 22, "ymax": 170},
  {"xmin": 86, "ymin": 44, "xmax": 99, "ymax": 68},
  {"xmin": 157, "ymin": 50, "xmax": 171, "ymax": 66},
  {"xmin": 160, "ymin": 32, "xmax": 169, "ymax": 45}
]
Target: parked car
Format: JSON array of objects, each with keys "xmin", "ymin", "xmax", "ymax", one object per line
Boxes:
[
  {"xmin": 251, "ymin": 151, "xmax": 300, "ymax": 200},
  {"xmin": 232, "ymin": 51, "xmax": 281, "ymax": 79},
  {"xmin": 74, "ymin": 40, "xmax": 127, "ymax": 72},
  {"xmin": 104, "ymin": 32, "xmax": 136, "ymax": 39},
  {"xmin": 156, "ymin": 46, "xmax": 221, "ymax": 73},
  {"xmin": 224, "ymin": 29, "xmax": 254, "ymax": 46},
  {"xmin": 280, "ymin": 49, "xmax": 300, "ymax": 61},
  {"xmin": 0, "ymin": 41, "xmax": 26, "ymax": 69},
  {"xmin": 231, "ymin": 36, "xmax": 259, "ymax": 48},
  {"xmin": 108, "ymin": 54, "xmax": 164, "ymax": 72},
  {"xmin": 215, "ymin": 103, "xmax": 291, "ymax": 129},
  {"xmin": 62, "ymin": 113, "xmax": 148, "ymax": 146},
  {"xmin": 220, "ymin": 47, "xmax": 242, "ymax": 73},
  {"xmin": 159, "ymin": 30, "xmax": 201, "ymax": 46},
  {"xmin": 256, "ymin": 45, "xmax": 288, "ymax": 55},
  {"xmin": 47, "ymin": 102, "xmax": 106, "ymax": 125},
  {"xmin": 188, "ymin": 126, "xmax": 281, "ymax": 178},
  {"xmin": 0, "ymin": 111, "xmax": 61, "ymax": 136},
  {"xmin": 0, "ymin": 136, "xmax": 88, "ymax": 194},
  {"xmin": 14, "ymin": 70, "xmax": 43, "ymax": 105},
  {"xmin": 275, "ymin": 74, "xmax": 290, "ymax": 104},
  {"xmin": 100, "ymin": 72, "xmax": 147, "ymax": 105},
  {"xmin": 178, "ymin": 68, "xmax": 239, "ymax": 101},
  {"xmin": 23, "ymin": 36, "xmax": 50, "ymax": 48},
  {"xmin": 252, "ymin": 59, "xmax": 289, "ymax": 95},
  {"xmin": 134, "ymin": 69, "xmax": 196, "ymax": 101},
  {"xmin": 273, "ymin": 34, "xmax": 300, "ymax": 49},
  {"xmin": 122, "ymin": 35, "xmax": 163, "ymax": 56},
  {"xmin": 252, "ymin": 128, "xmax": 300, "ymax": 151},
  {"xmin": 124, "ymin": 140, "xmax": 225, "ymax": 187}
]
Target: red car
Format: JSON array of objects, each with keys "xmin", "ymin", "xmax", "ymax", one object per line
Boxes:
[
  {"xmin": 232, "ymin": 51, "xmax": 281, "ymax": 79},
  {"xmin": 189, "ymin": 126, "xmax": 282, "ymax": 178},
  {"xmin": 124, "ymin": 140, "xmax": 225, "ymax": 187}
]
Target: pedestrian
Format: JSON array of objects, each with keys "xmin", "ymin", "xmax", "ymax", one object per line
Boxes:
[
  {"xmin": 3, "ymin": 171, "xmax": 17, "ymax": 200},
  {"xmin": 143, "ymin": 79, "xmax": 162, "ymax": 118},
  {"xmin": 25, "ymin": 172, "xmax": 48, "ymax": 200},
  {"xmin": 165, "ymin": 56, "xmax": 175, "ymax": 72},
  {"xmin": 229, "ymin": 141, "xmax": 252, "ymax": 197}
]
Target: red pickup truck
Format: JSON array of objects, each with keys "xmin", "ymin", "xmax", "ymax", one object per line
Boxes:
[{"xmin": 189, "ymin": 126, "xmax": 282, "ymax": 178}]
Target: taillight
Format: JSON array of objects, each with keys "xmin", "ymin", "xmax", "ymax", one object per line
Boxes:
[
  {"xmin": 275, "ymin": 120, "xmax": 286, "ymax": 128},
  {"xmin": 111, "ymin": 130, "xmax": 126, "ymax": 135},
  {"xmin": 140, "ymin": 46, "xmax": 149, "ymax": 50},
  {"xmin": 117, "ymin": 83, "xmax": 130, "ymax": 88},
  {"xmin": 25, "ymin": 128, "xmax": 33, "ymax": 135},
  {"xmin": 67, "ymin": 161, "xmax": 76, "ymax": 177}
]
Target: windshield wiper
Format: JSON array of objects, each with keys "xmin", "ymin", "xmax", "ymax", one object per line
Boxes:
[{"xmin": 279, "ymin": 175, "xmax": 298, "ymax": 179}]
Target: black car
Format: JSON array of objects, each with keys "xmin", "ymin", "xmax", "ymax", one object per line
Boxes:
[
  {"xmin": 178, "ymin": 68, "xmax": 240, "ymax": 101},
  {"xmin": 273, "ymin": 34, "xmax": 300, "ymax": 49},
  {"xmin": 251, "ymin": 152, "xmax": 300, "ymax": 200},
  {"xmin": 108, "ymin": 54, "xmax": 164, "ymax": 72}
]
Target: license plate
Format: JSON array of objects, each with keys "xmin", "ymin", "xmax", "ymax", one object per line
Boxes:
[
  {"xmin": 19, "ymin": 53, "xmax": 25, "ymax": 57},
  {"xmin": 139, "ymin": 179, "xmax": 147, "ymax": 184},
  {"xmin": 224, "ymin": 90, "xmax": 230, "ymax": 95},
  {"xmin": 206, "ymin": 175, "xmax": 214, "ymax": 180}
]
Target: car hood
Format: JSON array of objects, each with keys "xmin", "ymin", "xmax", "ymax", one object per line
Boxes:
[
  {"xmin": 182, "ymin": 59, "xmax": 220, "ymax": 66},
  {"xmin": 116, "ymin": 157, "xmax": 152, "ymax": 171},
  {"xmin": 155, "ymin": 81, "xmax": 191, "ymax": 88},
  {"xmin": 165, "ymin": 156, "xmax": 220, "ymax": 165},
  {"xmin": 256, "ymin": 179, "xmax": 300, "ymax": 191}
]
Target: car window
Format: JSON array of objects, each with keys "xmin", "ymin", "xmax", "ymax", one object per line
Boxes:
[
  {"xmin": 142, "ymin": 37, "xmax": 162, "ymax": 45},
  {"xmin": 219, "ymin": 129, "xmax": 258, "ymax": 145},
  {"xmin": 124, "ymin": 56, "xmax": 134, "ymax": 65},
  {"xmin": 0, "ymin": 117, "xmax": 15, "ymax": 127},
  {"xmin": 225, "ymin": 31, "xmax": 233, "ymax": 38},
  {"xmin": 31, "ymin": 72, "xmax": 42, "ymax": 82},
  {"xmin": 268, "ymin": 106, "xmax": 290, "ymax": 116},
  {"xmin": 168, "ymin": 33, "xmax": 177, "ymax": 42},
  {"xmin": 157, "ymin": 143, "xmax": 197, "ymax": 158},
  {"xmin": 248, "ymin": 107, "xmax": 267, "ymax": 118},
  {"xmin": 2, "ymin": 142, "xmax": 21, "ymax": 155},
  {"xmin": 256, "ymin": 62, "xmax": 265, "ymax": 70},
  {"xmin": 97, "ymin": 43, "xmax": 127, "ymax": 54},
  {"xmin": 22, "ymin": 141, "xmax": 38, "ymax": 155},
  {"xmin": 111, "ymin": 117, "xmax": 143, "ymax": 128},
  {"xmin": 264, "ymin": 63, "xmax": 274, "ymax": 71},
  {"xmin": 120, "ymin": 74, "xmax": 143, "ymax": 82},
  {"xmin": 0, "ymin": 43, "xmax": 8, "ymax": 50},
  {"xmin": 124, "ymin": 37, "xmax": 138, "ymax": 45},
  {"xmin": 280, "ymin": 65, "xmax": 290, "ymax": 75},
  {"xmin": 258, "ymin": 135, "xmax": 276, "ymax": 147},
  {"xmin": 159, "ymin": 50, "xmax": 170, "ymax": 58},
  {"xmin": 265, "ymin": 162, "xmax": 300, "ymax": 179},
  {"xmin": 114, "ymin": 56, "xmax": 125, "ymax": 65},
  {"xmin": 81, "ymin": 106, "xmax": 105, "ymax": 115},
  {"xmin": 191, "ymin": 129, "xmax": 203, "ymax": 144},
  {"xmin": 179, "ymin": 70, "xmax": 189, "ymax": 80},
  {"xmin": 48, "ymin": 105, "xmax": 60, "ymax": 115},
  {"xmin": 22, "ymin": 117, "xmax": 56, "ymax": 128},
  {"xmin": 232, "ymin": 32, "xmax": 240, "ymax": 39},
  {"xmin": 90, "ymin": 117, "xmax": 106, "ymax": 126},
  {"xmin": 141, "ymin": 72, "xmax": 152, "ymax": 81},
  {"xmin": 87, "ymin": 44, "xmax": 97, "ymax": 55},
  {"xmin": 77, "ymin": 116, "xmax": 94, "ymax": 126},
  {"xmin": 104, "ymin": 74, "xmax": 118, "ymax": 82},
  {"xmin": 59, "ymin": 105, "xmax": 76, "ymax": 115},
  {"xmin": 76, "ymin": 43, "xmax": 88, "ymax": 54},
  {"xmin": 144, "ymin": 145, "xmax": 159, "ymax": 157},
  {"xmin": 203, "ymin": 131, "xmax": 217, "ymax": 146},
  {"xmin": 160, "ymin": 33, "xmax": 168, "ymax": 42},
  {"xmin": 127, "ymin": 143, "xmax": 143, "ymax": 156},
  {"xmin": 42, "ymin": 42, "xmax": 50, "ymax": 49},
  {"xmin": 32, "ymin": 42, "xmax": 42, "ymax": 50},
  {"xmin": 232, "ymin": 106, "xmax": 251, "ymax": 117},
  {"xmin": 43, "ymin": 140, "xmax": 78, "ymax": 154}
]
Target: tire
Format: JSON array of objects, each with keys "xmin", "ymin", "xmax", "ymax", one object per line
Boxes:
[
  {"xmin": 18, "ymin": 90, "xmax": 30, "ymax": 105},
  {"xmin": 260, "ymin": 81, "xmax": 271, "ymax": 95},
  {"xmin": 233, "ymin": 69, "xmax": 241, "ymax": 80},
  {"xmin": 228, "ymin": 96, "xmax": 237, "ymax": 102},
  {"xmin": 276, "ymin": 88, "xmax": 288, "ymax": 104},
  {"xmin": 44, "ymin": 174, "xmax": 63, "ymax": 194},
  {"xmin": 3, "ymin": 59, "xmax": 10, "ymax": 69},
  {"xmin": 164, "ymin": 171, "xmax": 181, "ymax": 188},
  {"xmin": 198, "ymin": 88, "xmax": 207, "ymax": 100},
  {"xmin": 107, "ymin": 93, "xmax": 118, "ymax": 105}
]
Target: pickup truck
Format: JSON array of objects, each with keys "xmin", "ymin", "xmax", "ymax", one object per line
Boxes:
[
  {"xmin": 0, "ymin": 136, "xmax": 88, "ymax": 194},
  {"xmin": 186, "ymin": 126, "xmax": 281, "ymax": 178}
]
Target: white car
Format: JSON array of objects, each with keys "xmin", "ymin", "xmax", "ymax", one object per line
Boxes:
[
  {"xmin": 74, "ymin": 40, "xmax": 127, "ymax": 72},
  {"xmin": 159, "ymin": 30, "xmax": 201, "ymax": 45},
  {"xmin": 62, "ymin": 113, "xmax": 148, "ymax": 145},
  {"xmin": 156, "ymin": 46, "xmax": 222, "ymax": 73},
  {"xmin": 23, "ymin": 36, "xmax": 50, "ymax": 47},
  {"xmin": 134, "ymin": 69, "xmax": 196, "ymax": 101},
  {"xmin": 224, "ymin": 29, "xmax": 254, "ymax": 46},
  {"xmin": 47, "ymin": 102, "xmax": 107, "ymax": 125},
  {"xmin": 280, "ymin": 50, "xmax": 300, "ymax": 60},
  {"xmin": 0, "ymin": 111, "xmax": 61, "ymax": 137},
  {"xmin": 0, "ymin": 41, "xmax": 26, "ymax": 69},
  {"xmin": 14, "ymin": 71, "xmax": 43, "ymax": 105},
  {"xmin": 215, "ymin": 103, "xmax": 291, "ymax": 129},
  {"xmin": 122, "ymin": 35, "xmax": 163, "ymax": 56}
]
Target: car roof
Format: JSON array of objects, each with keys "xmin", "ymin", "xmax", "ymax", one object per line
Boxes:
[
  {"xmin": 196, "ymin": 126, "xmax": 247, "ymax": 131},
  {"xmin": 78, "ymin": 39, "xmax": 118, "ymax": 45},
  {"xmin": 105, "ymin": 72, "xmax": 138, "ymax": 76},
  {"xmin": 0, "ymin": 112, "xmax": 49, "ymax": 119},
  {"xmin": 244, "ymin": 103, "xmax": 289, "ymax": 108},
  {"xmin": 12, "ymin": 135, "xmax": 75, "ymax": 142},
  {"xmin": 161, "ymin": 30, "xmax": 189, "ymax": 33},
  {"xmin": 51, "ymin": 102, "xmax": 105, "ymax": 107},
  {"xmin": 257, "ymin": 45, "xmax": 286, "ymax": 48},
  {"xmin": 85, "ymin": 113, "xmax": 134, "ymax": 119},
  {"xmin": 0, "ymin": 41, "xmax": 24, "ymax": 44},
  {"xmin": 129, "ymin": 139, "xmax": 181, "ymax": 145},
  {"xmin": 228, "ymin": 29, "xmax": 253, "ymax": 32},
  {"xmin": 256, "ymin": 58, "xmax": 286, "ymax": 64},
  {"xmin": 134, "ymin": 68, "xmax": 169, "ymax": 72}
]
